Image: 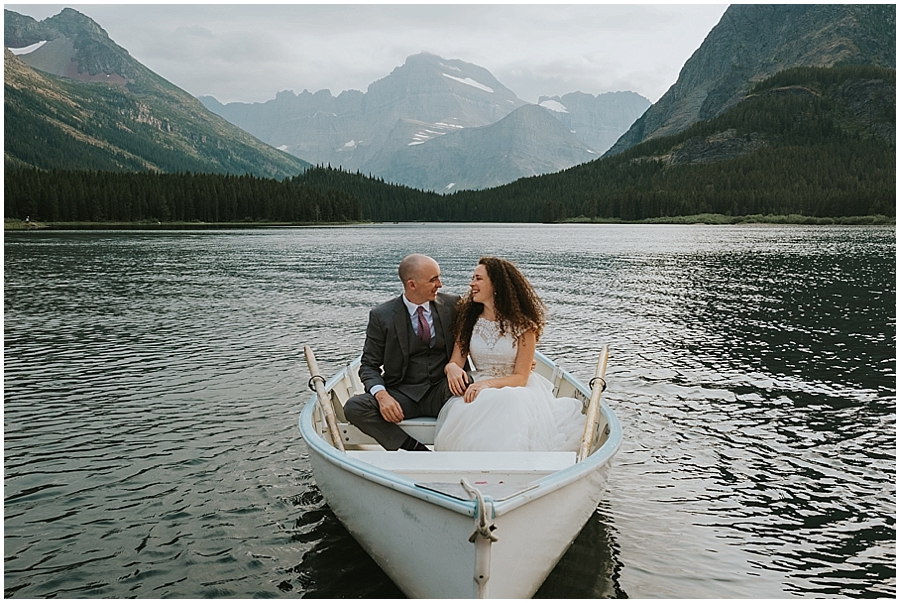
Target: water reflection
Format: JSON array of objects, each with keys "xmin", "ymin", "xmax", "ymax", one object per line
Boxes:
[
  {"xmin": 535, "ymin": 504, "xmax": 626, "ymax": 598},
  {"xmin": 287, "ymin": 490, "xmax": 405, "ymax": 598}
]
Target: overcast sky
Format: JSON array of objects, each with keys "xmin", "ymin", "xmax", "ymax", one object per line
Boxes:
[{"xmin": 7, "ymin": 3, "xmax": 729, "ymax": 105}]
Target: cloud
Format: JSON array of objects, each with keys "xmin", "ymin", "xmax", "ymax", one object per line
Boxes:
[
  {"xmin": 5, "ymin": 3, "xmax": 728, "ymax": 104},
  {"xmin": 174, "ymin": 24, "xmax": 214, "ymax": 39}
]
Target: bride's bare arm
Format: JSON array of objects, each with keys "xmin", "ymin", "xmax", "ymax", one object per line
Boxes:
[
  {"xmin": 464, "ymin": 330, "xmax": 535, "ymax": 402},
  {"xmin": 445, "ymin": 340, "xmax": 470, "ymax": 396}
]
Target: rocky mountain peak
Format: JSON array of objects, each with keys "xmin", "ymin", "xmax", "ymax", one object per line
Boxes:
[
  {"xmin": 395, "ymin": 52, "xmax": 516, "ymax": 97},
  {"xmin": 5, "ymin": 8, "xmax": 141, "ymax": 85},
  {"xmin": 364, "ymin": 52, "xmax": 524, "ymax": 125},
  {"xmin": 605, "ymin": 3, "xmax": 895, "ymax": 156},
  {"xmin": 202, "ymin": 50, "xmax": 648, "ymax": 190},
  {"xmin": 44, "ymin": 8, "xmax": 110, "ymax": 40},
  {"xmin": 4, "ymin": 10, "xmax": 53, "ymax": 48}
]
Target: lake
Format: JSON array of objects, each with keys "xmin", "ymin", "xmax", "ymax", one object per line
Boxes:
[{"xmin": 3, "ymin": 224, "xmax": 895, "ymax": 598}]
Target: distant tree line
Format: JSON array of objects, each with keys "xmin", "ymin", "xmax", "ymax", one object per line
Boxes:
[
  {"xmin": 4, "ymin": 169, "xmax": 362, "ymax": 223},
  {"xmin": 292, "ymin": 167, "xmax": 446, "ymax": 222}
]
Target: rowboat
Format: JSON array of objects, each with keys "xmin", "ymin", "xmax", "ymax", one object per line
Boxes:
[{"xmin": 299, "ymin": 345, "xmax": 622, "ymax": 598}]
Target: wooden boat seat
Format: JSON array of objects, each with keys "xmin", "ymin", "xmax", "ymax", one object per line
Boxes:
[{"xmin": 345, "ymin": 450, "xmax": 577, "ymax": 485}]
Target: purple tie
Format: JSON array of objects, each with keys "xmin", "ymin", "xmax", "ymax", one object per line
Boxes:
[{"xmin": 416, "ymin": 306, "xmax": 431, "ymax": 344}]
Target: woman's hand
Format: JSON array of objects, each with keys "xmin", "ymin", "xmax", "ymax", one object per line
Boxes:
[
  {"xmin": 464, "ymin": 379, "xmax": 492, "ymax": 403},
  {"xmin": 445, "ymin": 362, "xmax": 469, "ymax": 396}
]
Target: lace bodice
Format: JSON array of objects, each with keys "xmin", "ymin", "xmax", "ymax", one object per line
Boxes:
[
  {"xmin": 436, "ymin": 317, "xmax": 586, "ymax": 452},
  {"xmin": 469, "ymin": 318, "xmax": 517, "ymax": 378}
]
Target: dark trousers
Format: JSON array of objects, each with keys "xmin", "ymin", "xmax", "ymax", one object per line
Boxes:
[{"xmin": 344, "ymin": 380, "xmax": 452, "ymax": 450}]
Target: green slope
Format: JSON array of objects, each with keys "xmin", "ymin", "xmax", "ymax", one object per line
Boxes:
[{"xmin": 4, "ymin": 8, "xmax": 309, "ymax": 178}]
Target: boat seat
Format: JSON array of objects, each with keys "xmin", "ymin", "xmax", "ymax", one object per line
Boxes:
[
  {"xmin": 397, "ymin": 417, "xmax": 437, "ymax": 444},
  {"xmin": 337, "ymin": 417, "xmax": 437, "ymax": 447},
  {"xmin": 345, "ymin": 450, "xmax": 576, "ymax": 475}
]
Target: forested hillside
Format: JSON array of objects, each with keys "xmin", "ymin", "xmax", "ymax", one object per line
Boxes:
[
  {"xmin": 4, "ymin": 8, "xmax": 310, "ymax": 178},
  {"xmin": 5, "ymin": 170, "xmax": 361, "ymax": 223},
  {"xmin": 296, "ymin": 66, "xmax": 895, "ymax": 222},
  {"xmin": 293, "ymin": 168, "xmax": 443, "ymax": 221}
]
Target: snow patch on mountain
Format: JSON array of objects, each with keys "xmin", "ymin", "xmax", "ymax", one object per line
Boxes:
[
  {"xmin": 409, "ymin": 131, "xmax": 437, "ymax": 146},
  {"xmin": 9, "ymin": 41, "xmax": 48, "ymax": 55},
  {"xmin": 408, "ymin": 122, "xmax": 465, "ymax": 146},
  {"xmin": 539, "ymin": 99, "xmax": 568, "ymax": 113},
  {"xmin": 442, "ymin": 73, "xmax": 494, "ymax": 93}
]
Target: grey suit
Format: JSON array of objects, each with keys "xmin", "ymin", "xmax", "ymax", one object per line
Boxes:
[{"xmin": 344, "ymin": 291, "xmax": 460, "ymax": 450}]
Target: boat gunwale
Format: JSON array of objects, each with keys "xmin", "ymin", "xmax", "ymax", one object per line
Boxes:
[{"xmin": 298, "ymin": 350, "xmax": 622, "ymax": 518}]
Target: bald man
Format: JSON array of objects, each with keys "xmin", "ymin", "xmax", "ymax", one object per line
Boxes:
[{"xmin": 344, "ymin": 254, "xmax": 460, "ymax": 451}]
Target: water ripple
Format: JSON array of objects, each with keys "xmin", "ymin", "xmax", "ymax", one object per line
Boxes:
[{"xmin": 4, "ymin": 225, "xmax": 894, "ymax": 598}]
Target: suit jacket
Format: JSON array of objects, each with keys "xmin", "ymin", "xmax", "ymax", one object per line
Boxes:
[{"xmin": 358, "ymin": 291, "xmax": 460, "ymax": 395}]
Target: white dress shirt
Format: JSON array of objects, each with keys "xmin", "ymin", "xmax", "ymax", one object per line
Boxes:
[{"xmin": 402, "ymin": 294, "xmax": 435, "ymax": 341}]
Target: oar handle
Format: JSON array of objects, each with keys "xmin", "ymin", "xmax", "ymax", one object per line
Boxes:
[
  {"xmin": 304, "ymin": 345, "xmax": 346, "ymax": 452},
  {"xmin": 577, "ymin": 346, "xmax": 609, "ymax": 462}
]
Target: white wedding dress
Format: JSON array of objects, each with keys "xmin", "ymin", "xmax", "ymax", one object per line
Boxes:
[{"xmin": 434, "ymin": 318, "xmax": 586, "ymax": 452}]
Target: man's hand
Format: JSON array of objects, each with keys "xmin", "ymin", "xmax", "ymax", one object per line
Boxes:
[
  {"xmin": 375, "ymin": 390, "xmax": 404, "ymax": 423},
  {"xmin": 445, "ymin": 363, "xmax": 470, "ymax": 396}
]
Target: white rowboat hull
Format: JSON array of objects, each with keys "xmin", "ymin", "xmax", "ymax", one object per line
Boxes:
[{"xmin": 299, "ymin": 350, "xmax": 621, "ymax": 598}]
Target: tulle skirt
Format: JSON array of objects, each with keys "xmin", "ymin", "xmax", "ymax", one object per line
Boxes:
[{"xmin": 434, "ymin": 372, "xmax": 586, "ymax": 452}]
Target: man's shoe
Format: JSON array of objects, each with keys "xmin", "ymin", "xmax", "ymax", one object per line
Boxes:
[{"xmin": 401, "ymin": 436, "xmax": 431, "ymax": 452}]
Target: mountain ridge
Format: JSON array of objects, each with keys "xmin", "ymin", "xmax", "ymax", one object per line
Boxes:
[
  {"xmin": 4, "ymin": 8, "xmax": 310, "ymax": 177},
  {"xmin": 371, "ymin": 103, "xmax": 598, "ymax": 191},
  {"xmin": 201, "ymin": 52, "xmax": 649, "ymax": 191},
  {"xmin": 606, "ymin": 3, "xmax": 896, "ymax": 156}
]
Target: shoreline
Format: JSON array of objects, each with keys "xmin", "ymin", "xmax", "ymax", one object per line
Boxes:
[
  {"xmin": 3, "ymin": 219, "xmax": 371, "ymax": 230},
  {"xmin": 5, "ymin": 214, "xmax": 895, "ymax": 230}
]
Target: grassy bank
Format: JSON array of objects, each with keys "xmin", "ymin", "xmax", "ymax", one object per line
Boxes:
[
  {"xmin": 5, "ymin": 219, "xmax": 45, "ymax": 230},
  {"xmin": 562, "ymin": 214, "xmax": 895, "ymax": 225}
]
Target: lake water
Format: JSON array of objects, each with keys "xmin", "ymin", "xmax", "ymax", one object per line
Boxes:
[{"xmin": 4, "ymin": 224, "xmax": 895, "ymax": 598}]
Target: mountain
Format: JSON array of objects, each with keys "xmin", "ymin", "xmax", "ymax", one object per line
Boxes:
[
  {"xmin": 4, "ymin": 8, "xmax": 309, "ymax": 177},
  {"xmin": 201, "ymin": 53, "xmax": 526, "ymax": 171},
  {"xmin": 201, "ymin": 52, "xmax": 649, "ymax": 191},
  {"xmin": 370, "ymin": 103, "xmax": 599, "ymax": 192},
  {"xmin": 606, "ymin": 4, "xmax": 896, "ymax": 156},
  {"xmin": 295, "ymin": 65, "xmax": 895, "ymax": 223},
  {"xmin": 538, "ymin": 91, "xmax": 650, "ymax": 154}
]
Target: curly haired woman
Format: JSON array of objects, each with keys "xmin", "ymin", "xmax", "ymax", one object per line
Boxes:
[{"xmin": 435, "ymin": 256, "xmax": 585, "ymax": 452}]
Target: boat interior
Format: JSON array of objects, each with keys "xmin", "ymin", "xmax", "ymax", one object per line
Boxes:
[{"xmin": 309, "ymin": 357, "xmax": 608, "ymax": 497}]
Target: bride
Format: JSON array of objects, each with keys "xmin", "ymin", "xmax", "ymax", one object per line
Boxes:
[{"xmin": 434, "ymin": 257, "xmax": 585, "ymax": 452}]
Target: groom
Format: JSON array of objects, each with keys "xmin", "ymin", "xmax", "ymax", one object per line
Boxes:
[{"xmin": 344, "ymin": 254, "xmax": 460, "ymax": 451}]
